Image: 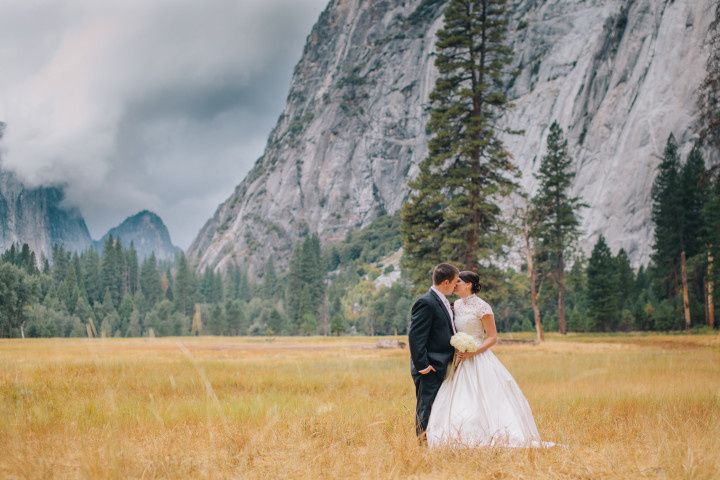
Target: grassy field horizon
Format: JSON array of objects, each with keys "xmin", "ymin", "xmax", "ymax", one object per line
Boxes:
[{"xmin": 1, "ymin": 333, "xmax": 718, "ymax": 478}]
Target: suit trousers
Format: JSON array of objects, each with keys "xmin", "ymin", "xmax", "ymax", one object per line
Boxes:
[{"xmin": 412, "ymin": 369, "xmax": 445, "ymax": 436}]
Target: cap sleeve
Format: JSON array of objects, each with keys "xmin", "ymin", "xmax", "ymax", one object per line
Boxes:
[{"xmin": 475, "ymin": 297, "xmax": 493, "ymax": 318}]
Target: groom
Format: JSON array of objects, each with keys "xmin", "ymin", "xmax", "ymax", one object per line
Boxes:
[{"xmin": 408, "ymin": 262, "xmax": 459, "ymax": 440}]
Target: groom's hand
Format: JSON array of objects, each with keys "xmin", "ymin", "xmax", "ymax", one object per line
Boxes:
[{"xmin": 418, "ymin": 365, "xmax": 436, "ymax": 375}]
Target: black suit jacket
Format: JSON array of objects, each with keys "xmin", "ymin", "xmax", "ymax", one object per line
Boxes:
[{"xmin": 408, "ymin": 289, "xmax": 455, "ymax": 376}]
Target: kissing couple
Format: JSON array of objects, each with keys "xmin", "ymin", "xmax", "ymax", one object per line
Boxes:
[{"xmin": 409, "ymin": 263, "xmax": 554, "ymax": 448}]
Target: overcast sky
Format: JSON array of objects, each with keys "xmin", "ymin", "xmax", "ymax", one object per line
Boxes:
[{"xmin": 0, "ymin": 0, "xmax": 327, "ymax": 249}]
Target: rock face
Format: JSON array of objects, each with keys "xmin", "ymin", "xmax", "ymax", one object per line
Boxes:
[
  {"xmin": 189, "ymin": 0, "xmax": 717, "ymax": 274},
  {"xmin": 0, "ymin": 168, "xmax": 93, "ymax": 260},
  {"xmin": 95, "ymin": 210, "xmax": 180, "ymax": 262}
]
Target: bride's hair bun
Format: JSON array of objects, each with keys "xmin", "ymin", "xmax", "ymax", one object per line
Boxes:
[{"xmin": 459, "ymin": 270, "xmax": 481, "ymax": 294}]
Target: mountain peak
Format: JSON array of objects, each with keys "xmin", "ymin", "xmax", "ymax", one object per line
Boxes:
[{"xmin": 97, "ymin": 210, "xmax": 180, "ymax": 261}]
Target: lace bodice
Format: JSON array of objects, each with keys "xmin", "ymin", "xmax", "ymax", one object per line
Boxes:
[{"xmin": 453, "ymin": 295, "xmax": 493, "ymax": 341}]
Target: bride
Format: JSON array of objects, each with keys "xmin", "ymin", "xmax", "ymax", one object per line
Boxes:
[{"xmin": 426, "ymin": 270, "xmax": 554, "ymax": 448}]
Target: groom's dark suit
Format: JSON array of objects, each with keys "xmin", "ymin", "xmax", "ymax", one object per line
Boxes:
[{"xmin": 409, "ymin": 288, "xmax": 455, "ymax": 436}]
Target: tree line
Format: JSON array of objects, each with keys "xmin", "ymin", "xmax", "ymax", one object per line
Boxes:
[{"xmin": 0, "ymin": 223, "xmax": 416, "ymax": 338}]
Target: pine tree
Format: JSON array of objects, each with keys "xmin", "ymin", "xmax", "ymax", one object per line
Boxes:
[
  {"xmin": 59, "ymin": 256, "xmax": 80, "ymax": 314},
  {"xmin": 286, "ymin": 235, "xmax": 325, "ymax": 331},
  {"xmin": 680, "ymin": 144, "xmax": 707, "ymax": 258},
  {"xmin": 2, "ymin": 244, "xmax": 17, "ymax": 266},
  {"xmin": 651, "ymin": 138, "xmax": 707, "ymax": 330},
  {"xmin": 303, "ymin": 235, "xmax": 325, "ymax": 305},
  {"xmin": 286, "ymin": 245, "xmax": 304, "ymax": 328},
  {"xmin": 99, "ymin": 289, "xmax": 119, "ymax": 336},
  {"xmin": 401, "ymin": 0, "xmax": 517, "ymax": 288},
  {"xmin": 0, "ymin": 262, "xmax": 35, "ymax": 337},
  {"xmin": 140, "ymin": 253, "xmax": 163, "ymax": 306},
  {"xmin": 586, "ymin": 235, "xmax": 619, "ymax": 331},
  {"xmin": 118, "ymin": 293, "xmax": 134, "ymax": 336},
  {"xmin": 173, "ymin": 252, "xmax": 196, "ymax": 316},
  {"xmin": 126, "ymin": 242, "xmax": 139, "ymax": 295},
  {"xmin": 114, "ymin": 237, "xmax": 128, "ymax": 297},
  {"xmin": 614, "ymin": 248, "xmax": 635, "ymax": 313},
  {"xmin": 18, "ymin": 244, "xmax": 38, "ymax": 275},
  {"xmin": 81, "ymin": 249, "xmax": 102, "ymax": 304},
  {"xmin": 651, "ymin": 135, "xmax": 683, "ymax": 299},
  {"xmin": 329, "ymin": 296, "xmax": 345, "ymax": 335},
  {"xmin": 101, "ymin": 236, "xmax": 123, "ymax": 307},
  {"xmin": 267, "ymin": 307, "xmax": 285, "ymax": 335},
  {"xmin": 702, "ymin": 168, "xmax": 720, "ymax": 328},
  {"xmin": 532, "ymin": 122, "xmax": 585, "ymax": 334},
  {"xmin": 224, "ymin": 299, "xmax": 247, "ymax": 335}
]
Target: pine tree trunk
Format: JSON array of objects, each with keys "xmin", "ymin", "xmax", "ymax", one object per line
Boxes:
[
  {"xmin": 557, "ymin": 287, "xmax": 566, "ymax": 334},
  {"xmin": 680, "ymin": 250, "xmax": 691, "ymax": 330},
  {"xmin": 321, "ymin": 293, "xmax": 329, "ymax": 336},
  {"xmin": 708, "ymin": 249, "xmax": 715, "ymax": 329},
  {"xmin": 523, "ymin": 223, "xmax": 543, "ymax": 341},
  {"xmin": 557, "ymin": 254, "xmax": 567, "ymax": 335},
  {"xmin": 704, "ymin": 277, "xmax": 710, "ymax": 326}
]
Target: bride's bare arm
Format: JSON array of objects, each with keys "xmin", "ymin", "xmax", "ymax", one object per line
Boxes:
[{"xmin": 476, "ymin": 313, "xmax": 498, "ymax": 353}]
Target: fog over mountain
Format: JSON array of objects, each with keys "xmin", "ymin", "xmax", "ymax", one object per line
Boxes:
[{"xmin": 0, "ymin": 0, "xmax": 327, "ymax": 249}]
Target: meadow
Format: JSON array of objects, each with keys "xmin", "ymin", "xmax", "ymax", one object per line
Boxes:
[{"xmin": 1, "ymin": 333, "xmax": 718, "ymax": 479}]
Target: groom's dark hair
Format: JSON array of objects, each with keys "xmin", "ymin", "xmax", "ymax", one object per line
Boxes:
[{"xmin": 432, "ymin": 263, "xmax": 459, "ymax": 285}]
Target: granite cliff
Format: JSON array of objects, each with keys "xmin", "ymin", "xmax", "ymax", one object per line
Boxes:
[{"xmin": 189, "ymin": 0, "xmax": 718, "ymax": 274}]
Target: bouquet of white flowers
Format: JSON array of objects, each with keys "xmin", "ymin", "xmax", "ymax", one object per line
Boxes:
[
  {"xmin": 446, "ymin": 332, "xmax": 479, "ymax": 380},
  {"xmin": 450, "ymin": 332, "xmax": 479, "ymax": 353}
]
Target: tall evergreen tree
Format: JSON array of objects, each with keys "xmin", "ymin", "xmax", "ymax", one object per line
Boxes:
[
  {"xmin": 651, "ymin": 135, "xmax": 683, "ymax": 298},
  {"xmin": 140, "ymin": 253, "xmax": 163, "ymax": 306},
  {"xmin": 173, "ymin": 252, "xmax": 196, "ymax": 316},
  {"xmin": 586, "ymin": 235, "xmax": 619, "ymax": 331},
  {"xmin": 532, "ymin": 122, "xmax": 585, "ymax": 334},
  {"xmin": 18, "ymin": 244, "xmax": 38, "ymax": 275},
  {"xmin": 81, "ymin": 249, "xmax": 102, "ymax": 304},
  {"xmin": 401, "ymin": 0, "xmax": 517, "ymax": 288},
  {"xmin": 614, "ymin": 248, "xmax": 635, "ymax": 313},
  {"xmin": 702, "ymin": 168, "xmax": 720, "ymax": 328},
  {"xmin": 680, "ymin": 144, "xmax": 707, "ymax": 259},
  {"xmin": 126, "ymin": 242, "xmax": 140, "ymax": 295},
  {"xmin": 224, "ymin": 299, "xmax": 247, "ymax": 335},
  {"xmin": 651, "ymin": 138, "xmax": 707, "ymax": 329},
  {"xmin": 286, "ymin": 234, "xmax": 325, "ymax": 332},
  {"xmin": 114, "ymin": 237, "xmax": 128, "ymax": 297},
  {"xmin": 101, "ymin": 236, "xmax": 123, "ymax": 307},
  {"xmin": 0, "ymin": 262, "xmax": 35, "ymax": 337}
]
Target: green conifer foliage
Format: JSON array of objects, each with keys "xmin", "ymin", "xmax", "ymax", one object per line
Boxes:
[
  {"xmin": 586, "ymin": 235, "xmax": 619, "ymax": 331},
  {"xmin": 532, "ymin": 122, "xmax": 586, "ymax": 334},
  {"xmin": 401, "ymin": 0, "xmax": 517, "ymax": 288},
  {"xmin": 651, "ymin": 135, "xmax": 683, "ymax": 298}
]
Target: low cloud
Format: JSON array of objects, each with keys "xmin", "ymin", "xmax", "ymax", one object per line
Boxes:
[{"xmin": 0, "ymin": 0, "xmax": 327, "ymax": 248}]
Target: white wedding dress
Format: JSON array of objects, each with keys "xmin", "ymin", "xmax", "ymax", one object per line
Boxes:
[{"xmin": 426, "ymin": 294, "xmax": 554, "ymax": 448}]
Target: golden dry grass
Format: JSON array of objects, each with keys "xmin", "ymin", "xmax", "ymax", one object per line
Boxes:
[{"xmin": 1, "ymin": 333, "xmax": 719, "ymax": 479}]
